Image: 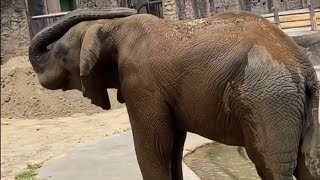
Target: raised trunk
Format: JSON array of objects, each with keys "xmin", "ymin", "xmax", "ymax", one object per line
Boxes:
[{"xmin": 28, "ymin": 7, "xmax": 136, "ymax": 89}]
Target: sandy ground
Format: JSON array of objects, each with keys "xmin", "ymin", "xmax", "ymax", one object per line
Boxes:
[{"xmin": 1, "ymin": 108, "xmax": 131, "ymax": 180}]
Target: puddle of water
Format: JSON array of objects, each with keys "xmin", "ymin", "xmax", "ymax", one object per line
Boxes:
[{"xmin": 183, "ymin": 142, "xmax": 260, "ymax": 180}]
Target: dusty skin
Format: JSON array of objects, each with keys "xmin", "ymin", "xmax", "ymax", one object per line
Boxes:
[{"xmin": 1, "ymin": 57, "xmax": 130, "ymax": 180}]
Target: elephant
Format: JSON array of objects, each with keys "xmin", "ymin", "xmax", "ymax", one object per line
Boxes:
[{"xmin": 28, "ymin": 7, "xmax": 320, "ymax": 180}]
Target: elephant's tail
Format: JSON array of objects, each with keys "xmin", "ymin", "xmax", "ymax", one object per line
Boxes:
[{"xmin": 301, "ymin": 71, "xmax": 320, "ymax": 177}]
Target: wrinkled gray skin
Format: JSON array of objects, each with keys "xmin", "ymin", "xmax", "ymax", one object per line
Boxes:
[{"xmin": 29, "ymin": 7, "xmax": 320, "ymax": 180}]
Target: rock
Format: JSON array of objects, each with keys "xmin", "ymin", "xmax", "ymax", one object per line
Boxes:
[
  {"xmin": 291, "ymin": 32, "xmax": 320, "ymax": 48},
  {"xmin": 4, "ymin": 96, "xmax": 10, "ymax": 103},
  {"xmin": 291, "ymin": 32, "xmax": 320, "ymax": 66}
]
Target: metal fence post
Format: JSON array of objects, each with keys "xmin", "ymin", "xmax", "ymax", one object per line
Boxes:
[{"xmin": 272, "ymin": 7, "xmax": 281, "ymax": 29}]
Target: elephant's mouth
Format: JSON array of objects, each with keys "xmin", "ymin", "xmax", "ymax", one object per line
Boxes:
[
  {"xmin": 61, "ymin": 73, "xmax": 82, "ymax": 91},
  {"xmin": 85, "ymin": 90, "xmax": 111, "ymax": 110}
]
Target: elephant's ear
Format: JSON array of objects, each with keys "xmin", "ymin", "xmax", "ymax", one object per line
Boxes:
[
  {"xmin": 79, "ymin": 24, "xmax": 111, "ymax": 110},
  {"xmin": 80, "ymin": 24, "xmax": 102, "ymax": 76}
]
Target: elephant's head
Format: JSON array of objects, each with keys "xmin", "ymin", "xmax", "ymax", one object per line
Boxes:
[{"xmin": 28, "ymin": 7, "xmax": 136, "ymax": 109}]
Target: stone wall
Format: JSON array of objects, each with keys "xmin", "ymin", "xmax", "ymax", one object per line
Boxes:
[
  {"xmin": 164, "ymin": 0, "xmax": 274, "ymax": 20},
  {"xmin": 249, "ymin": 0, "xmax": 271, "ymax": 15},
  {"xmin": 1, "ymin": 0, "xmax": 29, "ymax": 64},
  {"xmin": 162, "ymin": 0, "xmax": 316, "ymax": 20}
]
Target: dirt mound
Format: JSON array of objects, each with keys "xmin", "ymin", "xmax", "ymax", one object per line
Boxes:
[{"xmin": 1, "ymin": 56, "xmax": 123, "ymax": 119}]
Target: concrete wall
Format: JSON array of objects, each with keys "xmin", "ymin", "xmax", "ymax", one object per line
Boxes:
[
  {"xmin": 249, "ymin": 0, "xmax": 271, "ymax": 15},
  {"xmin": 1, "ymin": 0, "xmax": 29, "ymax": 64}
]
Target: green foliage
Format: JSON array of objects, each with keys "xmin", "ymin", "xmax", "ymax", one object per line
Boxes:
[{"xmin": 15, "ymin": 163, "xmax": 42, "ymax": 180}]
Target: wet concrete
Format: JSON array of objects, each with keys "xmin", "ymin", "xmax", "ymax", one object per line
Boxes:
[{"xmin": 184, "ymin": 142, "xmax": 260, "ymax": 180}]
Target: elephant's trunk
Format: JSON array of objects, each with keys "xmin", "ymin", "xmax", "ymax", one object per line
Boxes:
[{"xmin": 28, "ymin": 7, "xmax": 137, "ymax": 89}]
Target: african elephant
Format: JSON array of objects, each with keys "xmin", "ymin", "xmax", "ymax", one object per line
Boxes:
[{"xmin": 28, "ymin": 7, "xmax": 320, "ymax": 180}]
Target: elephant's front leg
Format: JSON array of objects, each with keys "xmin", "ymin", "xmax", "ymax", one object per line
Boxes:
[
  {"xmin": 125, "ymin": 93, "xmax": 175, "ymax": 180},
  {"xmin": 171, "ymin": 130, "xmax": 187, "ymax": 180}
]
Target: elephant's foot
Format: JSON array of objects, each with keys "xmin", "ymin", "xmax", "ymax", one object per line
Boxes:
[
  {"xmin": 242, "ymin": 123, "xmax": 301, "ymax": 179},
  {"xmin": 294, "ymin": 148, "xmax": 318, "ymax": 180},
  {"xmin": 246, "ymin": 147, "xmax": 297, "ymax": 180}
]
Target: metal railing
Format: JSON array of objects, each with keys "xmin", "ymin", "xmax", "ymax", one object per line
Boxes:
[
  {"xmin": 136, "ymin": 0, "xmax": 162, "ymax": 18},
  {"xmin": 31, "ymin": 12, "xmax": 69, "ymax": 20}
]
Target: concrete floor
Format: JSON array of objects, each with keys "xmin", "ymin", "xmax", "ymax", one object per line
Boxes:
[{"xmin": 38, "ymin": 131, "xmax": 211, "ymax": 180}]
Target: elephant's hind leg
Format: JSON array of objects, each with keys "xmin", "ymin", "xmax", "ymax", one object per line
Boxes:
[
  {"xmin": 243, "ymin": 115, "xmax": 301, "ymax": 180},
  {"xmin": 294, "ymin": 129, "xmax": 319, "ymax": 180},
  {"xmin": 294, "ymin": 147, "xmax": 317, "ymax": 180}
]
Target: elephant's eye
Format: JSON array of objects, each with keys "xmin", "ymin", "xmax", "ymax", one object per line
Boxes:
[
  {"xmin": 61, "ymin": 57, "xmax": 68, "ymax": 64},
  {"xmin": 57, "ymin": 43, "xmax": 70, "ymax": 58},
  {"xmin": 59, "ymin": 56, "xmax": 68, "ymax": 65}
]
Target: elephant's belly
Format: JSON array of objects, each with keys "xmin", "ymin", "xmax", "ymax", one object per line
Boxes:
[
  {"xmin": 186, "ymin": 119, "xmax": 244, "ymax": 147},
  {"xmin": 173, "ymin": 99, "xmax": 245, "ymax": 147}
]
